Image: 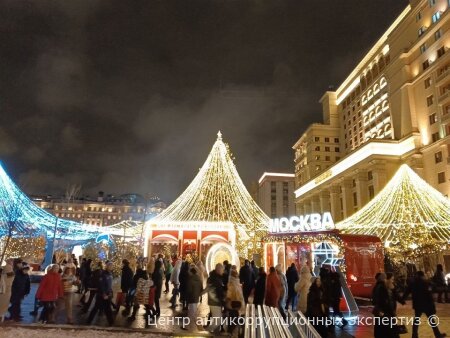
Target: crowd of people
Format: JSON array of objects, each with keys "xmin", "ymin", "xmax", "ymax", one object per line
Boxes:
[{"xmin": 0, "ymin": 254, "xmax": 450, "ymax": 338}]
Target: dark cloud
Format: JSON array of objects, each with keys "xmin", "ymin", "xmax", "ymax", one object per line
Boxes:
[{"xmin": 0, "ymin": 0, "xmax": 409, "ymax": 201}]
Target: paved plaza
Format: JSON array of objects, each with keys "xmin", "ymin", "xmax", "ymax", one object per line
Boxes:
[{"xmin": 2, "ymin": 281, "xmax": 450, "ymax": 337}]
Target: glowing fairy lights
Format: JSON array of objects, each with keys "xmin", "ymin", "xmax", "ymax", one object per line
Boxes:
[
  {"xmin": 147, "ymin": 131, "xmax": 270, "ymax": 257},
  {"xmin": 0, "ymin": 162, "xmax": 121, "ymax": 242},
  {"xmin": 337, "ymin": 164, "xmax": 450, "ymax": 258}
]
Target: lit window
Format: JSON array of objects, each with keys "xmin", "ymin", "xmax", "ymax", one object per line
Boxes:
[
  {"xmin": 432, "ymin": 132, "xmax": 440, "ymax": 142},
  {"xmin": 432, "ymin": 11, "xmax": 441, "ymax": 23},
  {"xmin": 418, "ymin": 26, "xmax": 426, "ymax": 37},
  {"xmin": 438, "ymin": 171, "xmax": 446, "ymax": 184},
  {"xmin": 435, "ymin": 151, "xmax": 443, "ymax": 163},
  {"xmin": 420, "ymin": 43, "xmax": 427, "ymax": 54},
  {"xmin": 429, "ymin": 113, "xmax": 437, "ymax": 125}
]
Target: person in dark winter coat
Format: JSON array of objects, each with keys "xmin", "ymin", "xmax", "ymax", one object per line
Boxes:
[
  {"xmin": 206, "ymin": 263, "xmax": 225, "ymax": 334},
  {"xmin": 402, "ymin": 271, "xmax": 446, "ymax": 338},
  {"xmin": 239, "ymin": 259, "xmax": 255, "ymax": 304},
  {"xmin": 186, "ymin": 266, "xmax": 203, "ymax": 331},
  {"xmin": 87, "ymin": 261, "xmax": 115, "ymax": 326},
  {"xmin": 179, "ymin": 261, "xmax": 190, "ymax": 310},
  {"xmin": 372, "ymin": 273, "xmax": 396, "ymax": 338},
  {"xmin": 433, "ymin": 264, "xmax": 448, "ymax": 303},
  {"xmin": 81, "ymin": 261, "xmax": 100, "ymax": 313},
  {"xmin": 121, "ymin": 259, "xmax": 134, "ymax": 312},
  {"xmin": 152, "ymin": 260, "xmax": 163, "ymax": 317},
  {"xmin": 222, "ymin": 260, "xmax": 231, "ymax": 292},
  {"xmin": 285, "ymin": 263, "xmax": 299, "ymax": 311},
  {"xmin": 253, "ymin": 267, "xmax": 266, "ymax": 306},
  {"xmin": 306, "ymin": 277, "xmax": 328, "ymax": 338},
  {"xmin": 8, "ymin": 261, "xmax": 31, "ymax": 321},
  {"xmin": 328, "ymin": 271, "xmax": 348, "ymax": 327},
  {"xmin": 121, "ymin": 259, "xmax": 134, "ymax": 293}
]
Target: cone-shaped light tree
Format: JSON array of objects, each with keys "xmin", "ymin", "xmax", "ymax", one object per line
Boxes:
[
  {"xmin": 148, "ymin": 131, "xmax": 270, "ymax": 258},
  {"xmin": 337, "ymin": 164, "xmax": 450, "ymax": 260}
]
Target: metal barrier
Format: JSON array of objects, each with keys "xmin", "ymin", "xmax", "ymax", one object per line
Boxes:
[{"xmin": 244, "ymin": 304, "xmax": 321, "ymax": 338}]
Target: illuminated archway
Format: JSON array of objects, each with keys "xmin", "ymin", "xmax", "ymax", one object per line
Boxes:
[{"xmin": 205, "ymin": 242, "xmax": 240, "ymax": 273}]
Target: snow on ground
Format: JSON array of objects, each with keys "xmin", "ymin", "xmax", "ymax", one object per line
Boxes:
[{"xmin": 0, "ymin": 327, "xmax": 167, "ymax": 338}]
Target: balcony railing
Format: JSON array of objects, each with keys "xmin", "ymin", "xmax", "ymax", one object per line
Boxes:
[
  {"xmin": 436, "ymin": 68, "xmax": 450, "ymax": 83},
  {"xmin": 438, "ymin": 91, "xmax": 450, "ymax": 103}
]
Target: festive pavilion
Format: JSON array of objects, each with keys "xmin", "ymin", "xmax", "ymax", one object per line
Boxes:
[
  {"xmin": 337, "ymin": 164, "xmax": 450, "ymax": 262},
  {"xmin": 144, "ymin": 132, "xmax": 269, "ymax": 267}
]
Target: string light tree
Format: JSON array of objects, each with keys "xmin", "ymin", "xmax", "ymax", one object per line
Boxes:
[
  {"xmin": 144, "ymin": 131, "xmax": 269, "ymax": 268},
  {"xmin": 337, "ymin": 164, "xmax": 450, "ymax": 270}
]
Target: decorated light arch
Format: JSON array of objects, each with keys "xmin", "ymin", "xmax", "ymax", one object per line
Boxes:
[{"xmin": 0, "ymin": 162, "xmax": 123, "ymax": 266}]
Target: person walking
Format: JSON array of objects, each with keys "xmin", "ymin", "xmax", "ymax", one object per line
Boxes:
[
  {"xmin": 206, "ymin": 263, "xmax": 225, "ymax": 334},
  {"xmin": 402, "ymin": 271, "xmax": 447, "ymax": 338},
  {"xmin": 170, "ymin": 258, "xmax": 182, "ymax": 308},
  {"xmin": 328, "ymin": 271, "xmax": 348, "ymax": 328},
  {"xmin": 81, "ymin": 261, "xmax": 102, "ymax": 313},
  {"xmin": 164, "ymin": 256, "xmax": 173, "ymax": 294},
  {"xmin": 61, "ymin": 266, "xmax": 77, "ymax": 324},
  {"xmin": 372, "ymin": 272, "xmax": 397, "ymax": 338},
  {"xmin": 152, "ymin": 260, "xmax": 163, "ymax": 317},
  {"xmin": 121, "ymin": 259, "xmax": 133, "ymax": 313},
  {"xmin": 226, "ymin": 269, "xmax": 245, "ymax": 337},
  {"xmin": 8, "ymin": 260, "xmax": 31, "ymax": 322},
  {"xmin": 87, "ymin": 261, "xmax": 115, "ymax": 326},
  {"xmin": 295, "ymin": 265, "xmax": 312, "ymax": 313},
  {"xmin": 239, "ymin": 260, "xmax": 255, "ymax": 304},
  {"xmin": 0, "ymin": 258, "xmax": 15, "ymax": 320},
  {"xmin": 265, "ymin": 267, "xmax": 281, "ymax": 308},
  {"xmin": 179, "ymin": 261, "xmax": 190, "ymax": 310},
  {"xmin": 306, "ymin": 277, "xmax": 328, "ymax": 338},
  {"xmin": 253, "ymin": 267, "xmax": 267, "ymax": 306},
  {"xmin": 36, "ymin": 264, "xmax": 63, "ymax": 323},
  {"xmin": 79, "ymin": 259, "xmax": 92, "ymax": 305},
  {"xmin": 185, "ymin": 265, "xmax": 203, "ymax": 331},
  {"xmin": 128, "ymin": 264, "xmax": 150, "ymax": 321},
  {"xmin": 285, "ymin": 263, "xmax": 299, "ymax": 311},
  {"xmin": 276, "ymin": 264, "xmax": 288, "ymax": 317},
  {"xmin": 433, "ymin": 264, "xmax": 448, "ymax": 303}
]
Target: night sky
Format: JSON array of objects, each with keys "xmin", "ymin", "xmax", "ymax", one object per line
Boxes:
[{"xmin": 0, "ymin": 0, "xmax": 409, "ymax": 202}]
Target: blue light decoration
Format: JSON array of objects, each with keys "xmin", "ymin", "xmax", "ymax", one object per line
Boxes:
[{"xmin": 0, "ymin": 162, "xmax": 122, "ymax": 267}]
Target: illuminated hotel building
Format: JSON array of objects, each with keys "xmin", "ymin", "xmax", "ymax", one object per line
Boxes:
[
  {"xmin": 32, "ymin": 193, "xmax": 166, "ymax": 226},
  {"xmin": 294, "ymin": 0, "xmax": 450, "ymax": 222},
  {"xmin": 257, "ymin": 172, "xmax": 295, "ymax": 218}
]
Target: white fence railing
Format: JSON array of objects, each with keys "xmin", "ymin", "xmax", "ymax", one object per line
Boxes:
[{"xmin": 244, "ymin": 304, "xmax": 322, "ymax": 338}]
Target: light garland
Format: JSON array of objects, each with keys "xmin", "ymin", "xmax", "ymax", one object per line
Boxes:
[
  {"xmin": 337, "ymin": 164, "xmax": 450, "ymax": 259},
  {"xmin": 148, "ymin": 132, "xmax": 270, "ymax": 258},
  {"xmin": 0, "ymin": 162, "xmax": 124, "ymax": 243}
]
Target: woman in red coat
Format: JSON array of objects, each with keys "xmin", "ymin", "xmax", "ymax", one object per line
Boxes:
[
  {"xmin": 264, "ymin": 267, "xmax": 281, "ymax": 308},
  {"xmin": 36, "ymin": 264, "xmax": 64, "ymax": 323}
]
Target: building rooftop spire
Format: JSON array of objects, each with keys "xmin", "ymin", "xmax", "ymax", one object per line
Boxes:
[{"xmin": 217, "ymin": 130, "xmax": 222, "ymax": 141}]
